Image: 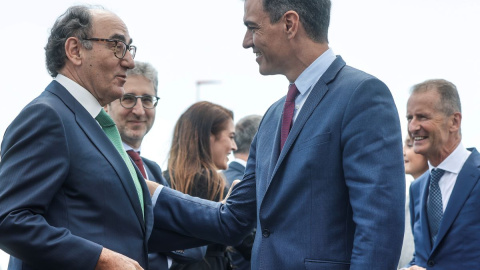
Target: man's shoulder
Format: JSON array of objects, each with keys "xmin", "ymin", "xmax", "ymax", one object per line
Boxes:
[
  {"xmin": 141, "ymin": 156, "xmax": 162, "ymax": 170},
  {"xmin": 223, "ymin": 161, "xmax": 245, "ymax": 183},
  {"xmin": 411, "ymin": 174, "xmax": 428, "ymax": 190}
]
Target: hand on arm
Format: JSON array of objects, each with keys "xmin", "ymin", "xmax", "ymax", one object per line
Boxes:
[
  {"xmin": 222, "ymin": 179, "xmax": 241, "ymax": 204},
  {"xmin": 95, "ymin": 248, "xmax": 143, "ymax": 270},
  {"xmin": 145, "ymin": 179, "xmax": 161, "ymax": 197}
]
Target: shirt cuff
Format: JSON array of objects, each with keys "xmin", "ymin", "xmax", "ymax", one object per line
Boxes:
[{"xmin": 151, "ymin": 185, "xmax": 164, "ymax": 206}]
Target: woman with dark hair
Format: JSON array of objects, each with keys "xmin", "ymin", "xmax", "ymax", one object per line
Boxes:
[{"xmin": 165, "ymin": 101, "xmax": 237, "ymax": 270}]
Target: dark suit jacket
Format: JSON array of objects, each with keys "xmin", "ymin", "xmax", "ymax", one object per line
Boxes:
[
  {"xmin": 223, "ymin": 161, "xmax": 245, "ymax": 187},
  {"xmin": 0, "ymin": 81, "xmax": 196, "ymax": 270},
  {"xmin": 409, "ymin": 148, "xmax": 480, "ymax": 269},
  {"xmin": 152, "ymin": 56, "xmax": 405, "ymax": 269},
  {"xmin": 142, "ymin": 157, "xmax": 206, "ymax": 269}
]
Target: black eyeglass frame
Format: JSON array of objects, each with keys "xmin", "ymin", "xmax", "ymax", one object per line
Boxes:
[
  {"xmin": 119, "ymin": 94, "xmax": 160, "ymax": 109},
  {"xmin": 83, "ymin": 37, "xmax": 136, "ymax": 59}
]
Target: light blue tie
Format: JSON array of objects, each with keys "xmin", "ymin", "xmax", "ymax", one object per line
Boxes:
[
  {"xmin": 427, "ymin": 168, "xmax": 445, "ymax": 245},
  {"xmin": 96, "ymin": 109, "xmax": 144, "ymax": 217}
]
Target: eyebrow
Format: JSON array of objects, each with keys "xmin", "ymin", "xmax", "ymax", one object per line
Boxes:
[{"xmin": 109, "ymin": 34, "xmax": 133, "ymax": 45}]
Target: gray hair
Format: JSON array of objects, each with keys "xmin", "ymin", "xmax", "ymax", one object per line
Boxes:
[
  {"xmin": 45, "ymin": 5, "xmax": 104, "ymax": 77},
  {"xmin": 263, "ymin": 0, "xmax": 331, "ymax": 43},
  {"xmin": 234, "ymin": 115, "xmax": 262, "ymax": 154},
  {"xmin": 410, "ymin": 79, "xmax": 461, "ymax": 116},
  {"xmin": 126, "ymin": 61, "xmax": 159, "ymax": 94}
]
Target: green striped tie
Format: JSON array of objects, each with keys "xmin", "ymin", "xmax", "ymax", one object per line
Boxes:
[{"xmin": 96, "ymin": 108, "xmax": 144, "ymax": 217}]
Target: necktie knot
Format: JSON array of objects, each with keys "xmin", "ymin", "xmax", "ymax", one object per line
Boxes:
[
  {"xmin": 95, "ymin": 109, "xmax": 115, "ymax": 128},
  {"xmin": 286, "ymin": 83, "xmax": 299, "ymax": 102},
  {"xmin": 127, "ymin": 150, "xmax": 141, "ymax": 161},
  {"xmin": 431, "ymin": 168, "xmax": 445, "ymax": 184},
  {"xmin": 127, "ymin": 150, "xmax": 147, "ymax": 179},
  {"xmin": 280, "ymin": 83, "xmax": 299, "ymax": 151}
]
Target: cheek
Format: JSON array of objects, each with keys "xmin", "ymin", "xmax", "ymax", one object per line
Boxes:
[{"xmin": 411, "ymin": 155, "xmax": 426, "ymax": 167}]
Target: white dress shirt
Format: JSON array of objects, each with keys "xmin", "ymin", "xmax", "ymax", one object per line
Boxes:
[
  {"xmin": 428, "ymin": 141, "xmax": 471, "ymax": 211},
  {"xmin": 292, "ymin": 48, "xmax": 336, "ymax": 122},
  {"xmin": 55, "ymin": 74, "xmax": 102, "ymax": 118}
]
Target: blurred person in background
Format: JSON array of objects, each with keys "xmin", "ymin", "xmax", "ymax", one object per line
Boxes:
[
  {"xmin": 165, "ymin": 101, "xmax": 237, "ymax": 270},
  {"xmin": 222, "ymin": 115, "xmax": 262, "ymax": 270},
  {"xmin": 105, "ymin": 61, "xmax": 206, "ymax": 269},
  {"xmin": 398, "ymin": 135, "xmax": 428, "ymax": 269}
]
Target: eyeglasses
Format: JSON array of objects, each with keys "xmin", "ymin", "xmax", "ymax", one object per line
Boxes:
[
  {"xmin": 83, "ymin": 38, "xmax": 136, "ymax": 59},
  {"xmin": 120, "ymin": 94, "xmax": 159, "ymax": 109}
]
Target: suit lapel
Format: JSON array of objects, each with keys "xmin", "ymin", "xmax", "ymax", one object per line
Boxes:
[
  {"xmin": 47, "ymin": 81, "xmax": 146, "ymax": 230},
  {"xmin": 267, "ymin": 56, "xmax": 345, "ymax": 188},
  {"xmin": 419, "ymin": 175, "xmax": 433, "ymax": 252},
  {"xmin": 266, "ymin": 108, "xmax": 283, "ymax": 185},
  {"xmin": 432, "ymin": 149, "xmax": 480, "ymax": 252}
]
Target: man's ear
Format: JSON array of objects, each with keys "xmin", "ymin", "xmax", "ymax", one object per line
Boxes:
[
  {"xmin": 283, "ymin": 10, "xmax": 300, "ymax": 39},
  {"xmin": 64, "ymin": 37, "xmax": 83, "ymax": 66},
  {"xmin": 450, "ymin": 112, "xmax": 462, "ymax": 133}
]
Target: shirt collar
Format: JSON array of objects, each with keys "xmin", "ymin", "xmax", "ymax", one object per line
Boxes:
[
  {"xmin": 294, "ymin": 48, "xmax": 336, "ymax": 96},
  {"xmin": 123, "ymin": 142, "xmax": 141, "ymax": 154},
  {"xmin": 232, "ymin": 158, "xmax": 247, "ymax": 167},
  {"xmin": 428, "ymin": 141, "xmax": 471, "ymax": 174},
  {"xmin": 55, "ymin": 74, "xmax": 103, "ymax": 118}
]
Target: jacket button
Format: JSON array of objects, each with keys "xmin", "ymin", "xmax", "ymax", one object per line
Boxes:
[
  {"xmin": 262, "ymin": 229, "xmax": 270, "ymax": 238},
  {"xmin": 427, "ymin": 260, "xmax": 435, "ymax": 267}
]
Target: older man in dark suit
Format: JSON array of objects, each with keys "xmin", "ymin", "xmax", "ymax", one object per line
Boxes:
[
  {"xmin": 0, "ymin": 5, "xmax": 149, "ymax": 269},
  {"xmin": 0, "ymin": 6, "xmax": 200, "ymax": 270}
]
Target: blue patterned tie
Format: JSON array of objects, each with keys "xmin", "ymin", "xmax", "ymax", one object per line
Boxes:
[
  {"xmin": 96, "ymin": 109, "xmax": 144, "ymax": 217},
  {"xmin": 427, "ymin": 168, "xmax": 445, "ymax": 245}
]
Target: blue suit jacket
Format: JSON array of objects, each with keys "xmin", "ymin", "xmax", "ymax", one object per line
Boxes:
[
  {"xmin": 0, "ymin": 81, "xmax": 195, "ymax": 270},
  {"xmin": 409, "ymin": 148, "xmax": 480, "ymax": 269},
  {"xmin": 152, "ymin": 56, "xmax": 405, "ymax": 269}
]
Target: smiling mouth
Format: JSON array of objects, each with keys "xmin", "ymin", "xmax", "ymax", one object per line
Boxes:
[{"xmin": 414, "ymin": 136, "xmax": 428, "ymax": 141}]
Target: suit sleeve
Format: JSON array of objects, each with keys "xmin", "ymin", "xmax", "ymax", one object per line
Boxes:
[
  {"xmin": 142, "ymin": 159, "xmax": 209, "ymax": 260},
  {"xmin": 0, "ymin": 103, "xmax": 102, "ymax": 269},
  {"xmin": 150, "ymin": 140, "xmax": 257, "ymax": 250},
  {"xmin": 341, "ymin": 78, "xmax": 405, "ymax": 269},
  {"xmin": 167, "ymin": 245, "xmax": 207, "ymax": 264}
]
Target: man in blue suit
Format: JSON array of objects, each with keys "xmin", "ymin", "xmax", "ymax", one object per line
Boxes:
[
  {"xmin": 404, "ymin": 79, "xmax": 480, "ymax": 270},
  {"xmin": 0, "ymin": 5, "xmax": 199, "ymax": 270},
  {"xmin": 149, "ymin": 0, "xmax": 406, "ymax": 269},
  {"xmin": 105, "ymin": 61, "xmax": 206, "ymax": 269}
]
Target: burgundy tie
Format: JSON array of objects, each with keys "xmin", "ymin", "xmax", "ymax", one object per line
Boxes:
[
  {"xmin": 127, "ymin": 150, "xmax": 147, "ymax": 179},
  {"xmin": 280, "ymin": 83, "xmax": 299, "ymax": 150}
]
